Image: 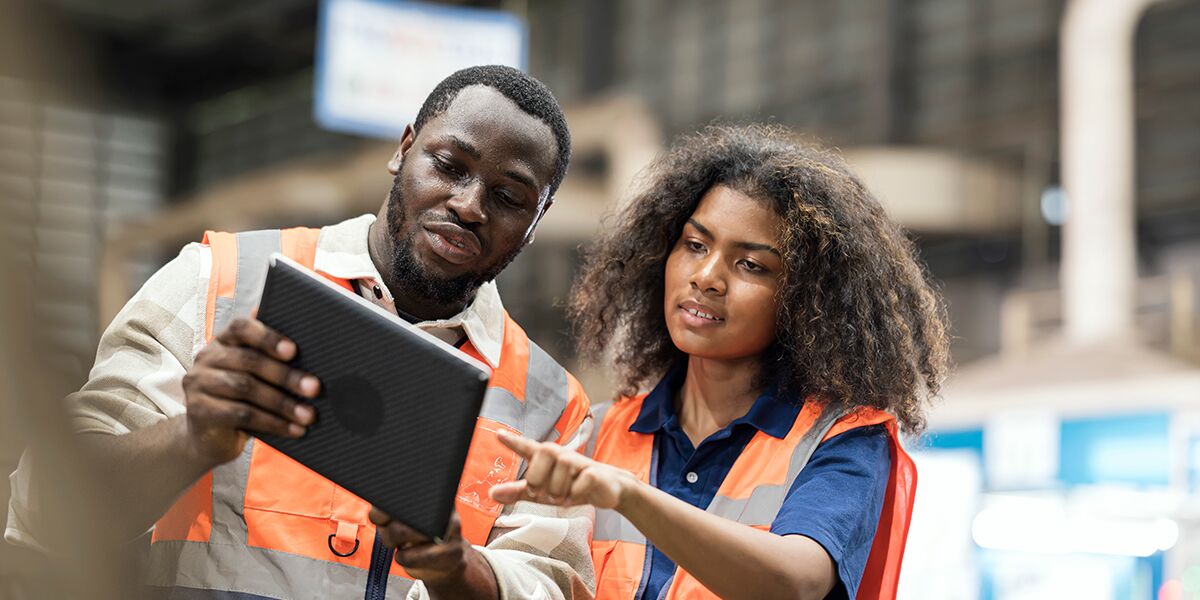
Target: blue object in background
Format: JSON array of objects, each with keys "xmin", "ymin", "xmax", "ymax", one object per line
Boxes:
[
  {"xmin": 314, "ymin": 0, "xmax": 528, "ymax": 139},
  {"xmin": 919, "ymin": 428, "xmax": 985, "ymax": 486},
  {"xmin": 920, "ymin": 428, "xmax": 985, "ymax": 456},
  {"xmin": 1058, "ymin": 413, "xmax": 1170, "ymax": 487},
  {"xmin": 1189, "ymin": 435, "xmax": 1200, "ymax": 493}
]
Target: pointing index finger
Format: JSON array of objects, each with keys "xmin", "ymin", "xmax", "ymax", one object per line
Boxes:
[{"xmin": 496, "ymin": 430, "xmax": 536, "ymax": 458}]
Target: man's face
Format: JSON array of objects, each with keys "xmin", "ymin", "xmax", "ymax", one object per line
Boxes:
[{"xmin": 382, "ymin": 85, "xmax": 558, "ymax": 307}]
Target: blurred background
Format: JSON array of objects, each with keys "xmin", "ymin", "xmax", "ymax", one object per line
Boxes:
[{"xmin": 1, "ymin": 0, "xmax": 1198, "ymax": 598}]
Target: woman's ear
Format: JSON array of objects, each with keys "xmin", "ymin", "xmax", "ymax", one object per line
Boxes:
[{"xmin": 387, "ymin": 125, "xmax": 416, "ymax": 175}]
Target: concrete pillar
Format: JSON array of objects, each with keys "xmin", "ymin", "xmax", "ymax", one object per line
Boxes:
[{"xmin": 1059, "ymin": 0, "xmax": 1162, "ymax": 343}]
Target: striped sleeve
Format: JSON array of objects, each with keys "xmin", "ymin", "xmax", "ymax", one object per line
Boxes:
[
  {"xmin": 6, "ymin": 243, "xmax": 210, "ymax": 551},
  {"xmin": 67, "ymin": 242, "xmax": 211, "ymax": 434}
]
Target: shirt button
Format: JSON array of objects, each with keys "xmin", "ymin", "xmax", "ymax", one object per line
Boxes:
[{"xmin": 685, "ymin": 471, "xmax": 699, "ymax": 484}]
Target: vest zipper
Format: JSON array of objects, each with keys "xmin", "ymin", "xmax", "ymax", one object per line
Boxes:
[
  {"xmin": 363, "ymin": 530, "xmax": 395, "ymax": 600},
  {"xmin": 634, "ymin": 439, "xmax": 663, "ymax": 600}
]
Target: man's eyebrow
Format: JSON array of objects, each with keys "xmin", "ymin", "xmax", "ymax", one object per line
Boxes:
[
  {"xmin": 504, "ymin": 169, "xmax": 537, "ymax": 194},
  {"xmin": 446, "ymin": 135, "xmax": 538, "ymax": 194},
  {"xmin": 687, "ymin": 218, "xmax": 781, "ymax": 256},
  {"xmin": 447, "ymin": 135, "xmax": 482, "ymax": 160}
]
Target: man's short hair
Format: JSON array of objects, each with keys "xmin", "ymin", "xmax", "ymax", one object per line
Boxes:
[{"xmin": 414, "ymin": 65, "xmax": 571, "ymax": 198}]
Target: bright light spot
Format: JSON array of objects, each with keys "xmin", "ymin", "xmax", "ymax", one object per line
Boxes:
[
  {"xmin": 970, "ymin": 498, "xmax": 1179, "ymax": 557},
  {"xmin": 1152, "ymin": 518, "xmax": 1179, "ymax": 552},
  {"xmin": 1041, "ymin": 186, "xmax": 1069, "ymax": 226},
  {"xmin": 1183, "ymin": 565, "xmax": 1200, "ymax": 593},
  {"xmin": 1158, "ymin": 579, "xmax": 1183, "ymax": 600}
]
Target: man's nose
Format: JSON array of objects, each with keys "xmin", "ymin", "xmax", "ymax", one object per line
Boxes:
[{"xmin": 447, "ymin": 179, "xmax": 488, "ymax": 225}]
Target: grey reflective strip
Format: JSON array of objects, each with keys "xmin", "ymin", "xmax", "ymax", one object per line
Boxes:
[
  {"xmin": 707, "ymin": 407, "xmax": 846, "ymax": 525},
  {"xmin": 476, "ymin": 341, "xmax": 572, "ymax": 444},
  {"xmin": 705, "ymin": 485, "xmax": 788, "ymax": 526},
  {"xmin": 213, "ymin": 297, "xmax": 235, "ymax": 338},
  {"xmin": 209, "ymin": 440, "xmax": 254, "ymax": 545},
  {"xmin": 211, "ymin": 230, "xmax": 281, "ymax": 336},
  {"xmin": 144, "ymin": 586, "xmax": 279, "ymax": 599},
  {"xmin": 479, "ymin": 386, "xmax": 523, "ymax": 431},
  {"xmin": 584, "ymin": 402, "xmax": 613, "ymax": 458},
  {"xmin": 593, "ymin": 508, "xmax": 645, "ymax": 545},
  {"xmin": 232, "ymin": 230, "xmax": 282, "ymax": 321},
  {"xmin": 523, "ymin": 341, "xmax": 570, "ymax": 443},
  {"xmin": 206, "ymin": 231, "xmax": 282, "ymax": 547},
  {"xmin": 146, "ymin": 539, "xmax": 414, "ymax": 598},
  {"xmin": 593, "ymin": 435, "xmax": 658, "ymax": 546}
]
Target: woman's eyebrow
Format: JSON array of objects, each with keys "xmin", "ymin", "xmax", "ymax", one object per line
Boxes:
[
  {"xmin": 687, "ymin": 218, "xmax": 780, "ymax": 256},
  {"xmin": 735, "ymin": 241, "xmax": 782, "ymax": 257},
  {"xmin": 686, "ymin": 218, "xmax": 713, "ymax": 238}
]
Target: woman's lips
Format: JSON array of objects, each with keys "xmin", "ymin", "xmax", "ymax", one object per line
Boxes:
[{"xmin": 677, "ymin": 300, "xmax": 725, "ymax": 327}]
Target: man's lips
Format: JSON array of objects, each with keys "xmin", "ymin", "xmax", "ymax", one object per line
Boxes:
[{"xmin": 423, "ymin": 222, "xmax": 482, "ymax": 264}]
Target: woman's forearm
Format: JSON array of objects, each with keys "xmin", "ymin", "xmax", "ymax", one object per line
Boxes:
[{"xmin": 617, "ymin": 480, "xmax": 836, "ymax": 600}]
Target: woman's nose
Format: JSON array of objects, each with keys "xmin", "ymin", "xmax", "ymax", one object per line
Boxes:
[{"xmin": 690, "ymin": 255, "xmax": 726, "ymax": 295}]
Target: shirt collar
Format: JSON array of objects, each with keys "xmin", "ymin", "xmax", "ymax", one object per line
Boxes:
[
  {"xmin": 312, "ymin": 213, "xmax": 506, "ymax": 368},
  {"xmin": 630, "ymin": 362, "xmax": 801, "ymax": 440}
]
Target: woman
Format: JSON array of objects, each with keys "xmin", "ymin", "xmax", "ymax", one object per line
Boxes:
[{"xmin": 490, "ymin": 125, "xmax": 950, "ymax": 600}]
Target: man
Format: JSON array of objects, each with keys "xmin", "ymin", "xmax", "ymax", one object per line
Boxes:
[{"xmin": 6, "ymin": 65, "xmax": 594, "ymax": 600}]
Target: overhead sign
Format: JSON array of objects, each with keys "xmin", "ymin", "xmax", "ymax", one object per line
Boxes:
[{"xmin": 315, "ymin": 0, "xmax": 527, "ymax": 139}]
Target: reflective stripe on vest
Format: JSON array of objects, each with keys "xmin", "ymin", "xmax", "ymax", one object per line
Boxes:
[
  {"xmin": 590, "ymin": 396, "xmax": 917, "ymax": 600},
  {"xmin": 149, "ymin": 227, "xmax": 586, "ymax": 599}
]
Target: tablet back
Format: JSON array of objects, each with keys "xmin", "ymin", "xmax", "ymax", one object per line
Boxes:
[{"xmin": 255, "ymin": 255, "xmax": 490, "ymax": 540}]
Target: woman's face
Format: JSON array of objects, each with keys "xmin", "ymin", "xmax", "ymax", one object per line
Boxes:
[{"xmin": 663, "ymin": 184, "xmax": 783, "ymax": 362}]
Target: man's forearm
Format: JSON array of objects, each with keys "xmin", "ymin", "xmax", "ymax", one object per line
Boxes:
[
  {"xmin": 72, "ymin": 415, "xmax": 218, "ymax": 541},
  {"xmin": 423, "ymin": 548, "xmax": 499, "ymax": 600}
]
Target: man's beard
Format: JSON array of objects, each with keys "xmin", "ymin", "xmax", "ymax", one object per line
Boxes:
[{"xmin": 385, "ymin": 174, "xmax": 524, "ymax": 309}]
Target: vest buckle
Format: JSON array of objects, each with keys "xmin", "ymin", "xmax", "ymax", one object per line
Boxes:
[{"xmin": 328, "ymin": 521, "xmax": 361, "ymax": 557}]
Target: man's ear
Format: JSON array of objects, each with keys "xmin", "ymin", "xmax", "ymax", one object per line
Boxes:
[
  {"xmin": 526, "ymin": 197, "xmax": 555, "ymax": 245},
  {"xmin": 387, "ymin": 125, "xmax": 417, "ymax": 175}
]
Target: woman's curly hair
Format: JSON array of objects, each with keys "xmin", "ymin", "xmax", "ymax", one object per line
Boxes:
[{"xmin": 567, "ymin": 124, "xmax": 951, "ymax": 434}]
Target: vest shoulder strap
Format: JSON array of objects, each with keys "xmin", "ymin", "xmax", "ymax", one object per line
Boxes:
[
  {"xmin": 202, "ymin": 227, "xmax": 335, "ymax": 340},
  {"xmin": 584, "ymin": 400, "xmax": 614, "ymax": 458},
  {"xmin": 203, "ymin": 229, "xmax": 283, "ymax": 339},
  {"xmin": 823, "ymin": 406, "xmax": 896, "ymax": 442}
]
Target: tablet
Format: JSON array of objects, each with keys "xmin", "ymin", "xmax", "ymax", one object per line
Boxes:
[{"xmin": 254, "ymin": 254, "xmax": 490, "ymax": 540}]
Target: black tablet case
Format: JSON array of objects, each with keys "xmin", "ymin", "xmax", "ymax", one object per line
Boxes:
[{"xmin": 255, "ymin": 255, "xmax": 490, "ymax": 540}]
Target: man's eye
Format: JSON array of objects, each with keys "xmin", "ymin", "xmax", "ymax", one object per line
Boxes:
[
  {"xmin": 495, "ymin": 190, "xmax": 522, "ymax": 208},
  {"xmin": 433, "ymin": 156, "xmax": 462, "ymax": 176}
]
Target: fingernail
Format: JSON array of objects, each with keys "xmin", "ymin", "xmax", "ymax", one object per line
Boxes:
[
  {"xmin": 294, "ymin": 404, "xmax": 315, "ymax": 424},
  {"xmin": 301, "ymin": 376, "xmax": 319, "ymax": 397},
  {"xmin": 289, "ymin": 423, "xmax": 305, "ymax": 437},
  {"xmin": 277, "ymin": 340, "xmax": 295, "ymax": 358}
]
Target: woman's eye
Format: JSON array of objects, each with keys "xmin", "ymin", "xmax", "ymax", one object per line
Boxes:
[
  {"xmin": 740, "ymin": 260, "xmax": 766, "ymax": 273},
  {"xmin": 685, "ymin": 240, "xmax": 705, "ymax": 253}
]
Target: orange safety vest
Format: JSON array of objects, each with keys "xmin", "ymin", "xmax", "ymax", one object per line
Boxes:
[
  {"xmin": 590, "ymin": 395, "xmax": 916, "ymax": 600},
  {"xmin": 145, "ymin": 227, "xmax": 590, "ymax": 599}
]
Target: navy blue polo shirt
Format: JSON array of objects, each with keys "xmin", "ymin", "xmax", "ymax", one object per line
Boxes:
[{"xmin": 629, "ymin": 365, "xmax": 891, "ymax": 600}]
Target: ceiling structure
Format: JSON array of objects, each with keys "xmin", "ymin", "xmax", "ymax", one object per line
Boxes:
[{"xmin": 43, "ymin": 0, "xmax": 500, "ymax": 102}]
